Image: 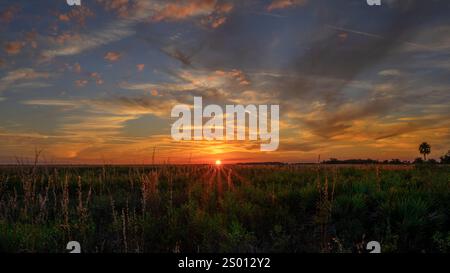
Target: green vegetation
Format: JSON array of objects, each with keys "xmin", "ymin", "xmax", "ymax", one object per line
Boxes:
[{"xmin": 0, "ymin": 164, "xmax": 448, "ymax": 253}]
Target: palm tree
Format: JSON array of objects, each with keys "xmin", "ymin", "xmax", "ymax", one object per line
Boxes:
[{"xmin": 419, "ymin": 142, "xmax": 431, "ymax": 161}]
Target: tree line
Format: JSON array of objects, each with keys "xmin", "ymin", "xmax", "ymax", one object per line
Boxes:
[{"xmin": 323, "ymin": 142, "xmax": 450, "ymax": 164}]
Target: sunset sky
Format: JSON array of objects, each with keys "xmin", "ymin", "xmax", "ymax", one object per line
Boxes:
[{"xmin": 0, "ymin": 0, "xmax": 449, "ymax": 164}]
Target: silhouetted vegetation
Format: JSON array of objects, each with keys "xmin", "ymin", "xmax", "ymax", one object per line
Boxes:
[
  {"xmin": 419, "ymin": 142, "xmax": 431, "ymax": 161},
  {"xmin": 0, "ymin": 164, "xmax": 448, "ymax": 253},
  {"xmin": 441, "ymin": 151, "xmax": 450, "ymax": 164},
  {"xmin": 322, "ymin": 158, "xmax": 410, "ymax": 165},
  {"xmin": 413, "ymin": 158, "xmax": 424, "ymax": 164},
  {"xmin": 237, "ymin": 162, "xmax": 287, "ymax": 166}
]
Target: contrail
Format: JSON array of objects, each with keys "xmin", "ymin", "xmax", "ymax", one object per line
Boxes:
[
  {"xmin": 250, "ymin": 11, "xmax": 287, "ymax": 18},
  {"xmin": 325, "ymin": 24, "xmax": 440, "ymax": 52},
  {"xmin": 326, "ymin": 25, "xmax": 384, "ymax": 39}
]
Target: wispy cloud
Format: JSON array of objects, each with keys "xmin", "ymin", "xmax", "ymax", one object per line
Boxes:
[
  {"xmin": 42, "ymin": 21, "xmax": 135, "ymax": 59},
  {"xmin": 41, "ymin": 1, "xmax": 158, "ymax": 60},
  {"xmin": 0, "ymin": 68, "xmax": 50, "ymax": 93},
  {"xmin": 267, "ymin": 0, "xmax": 307, "ymax": 11},
  {"xmin": 104, "ymin": 51, "xmax": 122, "ymax": 62},
  {"xmin": 4, "ymin": 41, "xmax": 24, "ymax": 55},
  {"xmin": 56, "ymin": 5, "xmax": 94, "ymax": 26}
]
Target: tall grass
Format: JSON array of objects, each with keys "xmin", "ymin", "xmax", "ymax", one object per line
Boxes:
[{"xmin": 0, "ymin": 163, "xmax": 448, "ymax": 253}]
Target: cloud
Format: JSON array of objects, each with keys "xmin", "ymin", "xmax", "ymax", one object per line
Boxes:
[
  {"xmin": 0, "ymin": 5, "xmax": 20, "ymax": 24},
  {"xmin": 210, "ymin": 16, "xmax": 227, "ymax": 28},
  {"xmin": 10, "ymin": 82, "xmax": 52, "ymax": 90},
  {"xmin": 22, "ymin": 95, "xmax": 179, "ymax": 118},
  {"xmin": 202, "ymin": 15, "xmax": 227, "ymax": 29},
  {"xmin": 104, "ymin": 51, "xmax": 122, "ymax": 62},
  {"xmin": 120, "ymin": 68, "xmax": 251, "ymax": 95},
  {"xmin": 200, "ymin": 2, "xmax": 234, "ymax": 28},
  {"xmin": 89, "ymin": 72, "xmax": 104, "ymax": 85},
  {"xmin": 402, "ymin": 25, "xmax": 450, "ymax": 53},
  {"xmin": 215, "ymin": 2, "xmax": 233, "ymax": 14},
  {"xmin": 92, "ymin": 96, "xmax": 180, "ymax": 117},
  {"xmin": 152, "ymin": 0, "xmax": 217, "ymax": 21},
  {"xmin": 3, "ymin": 0, "xmax": 450, "ymax": 163},
  {"xmin": 40, "ymin": 1, "xmax": 158, "ymax": 60},
  {"xmin": 56, "ymin": 6, "xmax": 94, "ymax": 26},
  {"xmin": 379, "ymin": 69, "xmax": 403, "ymax": 77},
  {"xmin": 0, "ymin": 68, "xmax": 50, "ymax": 92},
  {"xmin": 42, "ymin": 22, "xmax": 134, "ymax": 59},
  {"xmin": 75, "ymin": 79, "xmax": 88, "ymax": 87},
  {"xmin": 96, "ymin": 0, "xmax": 135, "ymax": 18},
  {"xmin": 19, "ymin": 95, "xmax": 179, "ymax": 161},
  {"xmin": 24, "ymin": 31, "xmax": 38, "ymax": 49},
  {"xmin": 41, "ymin": 0, "xmax": 234, "ymax": 61},
  {"xmin": 4, "ymin": 41, "xmax": 24, "ymax": 55},
  {"xmin": 52, "ymin": 32, "xmax": 81, "ymax": 45},
  {"xmin": 58, "ymin": 14, "xmax": 70, "ymax": 22},
  {"xmin": 150, "ymin": 89, "xmax": 159, "ymax": 96},
  {"xmin": 215, "ymin": 69, "xmax": 250, "ymax": 85},
  {"xmin": 267, "ymin": 0, "xmax": 307, "ymax": 11},
  {"xmin": 136, "ymin": 64, "xmax": 145, "ymax": 71},
  {"xmin": 74, "ymin": 63, "xmax": 82, "ymax": 73},
  {"xmin": 152, "ymin": 0, "xmax": 234, "ymax": 28},
  {"xmin": 0, "ymin": 69, "xmax": 48, "ymax": 83},
  {"xmin": 22, "ymin": 99, "xmax": 79, "ymax": 108}
]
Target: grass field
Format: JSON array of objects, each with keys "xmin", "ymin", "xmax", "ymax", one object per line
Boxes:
[{"xmin": 0, "ymin": 164, "xmax": 448, "ymax": 253}]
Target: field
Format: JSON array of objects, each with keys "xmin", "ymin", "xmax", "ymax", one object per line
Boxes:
[{"xmin": 0, "ymin": 164, "xmax": 448, "ymax": 253}]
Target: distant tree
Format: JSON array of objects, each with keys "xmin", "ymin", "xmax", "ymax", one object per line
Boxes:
[
  {"xmin": 419, "ymin": 142, "xmax": 431, "ymax": 161},
  {"xmin": 440, "ymin": 150, "xmax": 450, "ymax": 164},
  {"xmin": 389, "ymin": 159, "xmax": 402, "ymax": 165},
  {"xmin": 328, "ymin": 158, "xmax": 339, "ymax": 164},
  {"xmin": 413, "ymin": 157, "xmax": 423, "ymax": 164}
]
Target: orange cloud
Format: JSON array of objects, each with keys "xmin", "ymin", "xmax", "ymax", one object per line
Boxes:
[
  {"xmin": 104, "ymin": 51, "xmax": 122, "ymax": 62},
  {"xmin": 75, "ymin": 79, "xmax": 88, "ymax": 87},
  {"xmin": 54, "ymin": 32, "xmax": 81, "ymax": 45},
  {"xmin": 4, "ymin": 41, "xmax": 24, "ymax": 55},
  {"xmin": 150, "ymin": 89, "xmax": 159, "ymax": 96},
  {"xmin": 96, "ymin": 0, "xmax": 134, "ymax": 18},
  {"xmin": 58, "ymin": 14, "xmax": 70, "ymax": 22},
  {"xmin": 267, "ymin": 0, "xmax": 307, "ymax": 11},
  {"xmin": 0, "ymin": 5, "xmax": 20, "ymax": 24},
  {"xmin": 137, "ymin": 64, "xmax": 145, "ymax": 72},
  {"xmin": 57, "ymin": 6, "xmax": 94, "ymax": 26},
  {"xmin": 90, "ymin": 72, "xmax": 100, "ymax": 78},
  {"xmin": 212, "ymin": 16, "xmax": 227, "ymax": 28},
  {"xmin": 338, "ymin": 32, "xmax": 349, "ymax": 41},
  {"xmin": 152, "ymin": 0, "xmax": 216, "ymax": 21},
  {"xmin": 204, "ymin": 16, "xmax": 227, "ymax": 28},
  {"xmin": 216, "ymin": 2, "xmax": 233, "ymax": 14},
  {"xmin": 198, "ymin": 2, "xmax": 234, "ymax": 28},
  {"xmin": 215, "ymin": 69, "xmax": 250, "ymax": 85},
  {"xmin": 90, "ymin": 72, "xmax": 103, "ymax": 85}
]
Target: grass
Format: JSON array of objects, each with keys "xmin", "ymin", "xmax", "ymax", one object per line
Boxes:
[{"xmin": 0, "ymin": 163, "xmax": 448, "ymax": 253}]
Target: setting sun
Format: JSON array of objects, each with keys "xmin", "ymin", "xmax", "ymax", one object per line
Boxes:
[{"xmin": 215, "ymin": 160, "xmax": 222, "ymax": 166}]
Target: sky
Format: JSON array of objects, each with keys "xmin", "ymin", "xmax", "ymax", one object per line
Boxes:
[{"xmin": 0, "ymin": 0, "xmax": 449, "ymax": 164}]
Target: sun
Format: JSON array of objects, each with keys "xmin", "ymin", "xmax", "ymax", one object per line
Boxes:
[{"xmin": 215, "ymin": 160, "xmax": 222, "ymax": 166}]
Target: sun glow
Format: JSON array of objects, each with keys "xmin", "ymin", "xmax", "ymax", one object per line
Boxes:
[{"xmin": 215, "ymin": 160, "xmax": 222, "ymax": 166}]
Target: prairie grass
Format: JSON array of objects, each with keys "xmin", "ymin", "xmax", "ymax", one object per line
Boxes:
[{"xmin": 0, "ymin": 164, "xmax": 448, "ymax": 253}]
